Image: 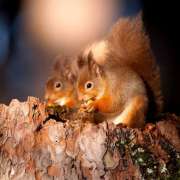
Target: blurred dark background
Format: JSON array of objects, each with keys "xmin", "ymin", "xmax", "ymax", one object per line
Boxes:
[{"xmin": 0, "ymin": 0, "xmax": 179, "ymax": 114}]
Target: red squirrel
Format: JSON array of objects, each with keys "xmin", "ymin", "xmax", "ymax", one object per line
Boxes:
[
  {"xmin": 76, "ymin": 14, "xmax": 163, "ymax": 127},
  {"xmin": 45, "ymin": 55, "xmax": 78, "ymax": 108}
]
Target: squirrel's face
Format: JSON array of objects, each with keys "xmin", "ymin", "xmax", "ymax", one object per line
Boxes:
[
  {"xmin": 45, "ymin": 75, "xmax": 77, "ymax": 108},
  {"xmin": 45, "ymin": 56, "xmax": 78, "ymax": 108},
  {"xmin": 76, "ymin": 52, "xmax": 106, "ymax": 107},
  {"xmin": 77, "ymin": 67, "xmax": 104, "ymax": 101}
]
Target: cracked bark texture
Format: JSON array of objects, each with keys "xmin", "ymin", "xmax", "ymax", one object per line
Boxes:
[{"xmin": 0, "ymin": 97, "xmax": 180, "ymax": 180}]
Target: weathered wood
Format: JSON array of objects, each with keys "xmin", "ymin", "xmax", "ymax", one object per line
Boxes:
[{"xmin": 0, "ymin": 97, "xmax": 179, "ymax": 180}]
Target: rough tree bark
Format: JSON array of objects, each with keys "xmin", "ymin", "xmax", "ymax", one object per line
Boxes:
[{"xmin": 0, "ymin": 97, "xmax": 180, "ymax": 180}]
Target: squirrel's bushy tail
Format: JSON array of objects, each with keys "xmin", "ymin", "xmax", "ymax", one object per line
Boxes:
[{"xmin": 107, "ymin": 13, "xmax": 163, "ymax": 115}]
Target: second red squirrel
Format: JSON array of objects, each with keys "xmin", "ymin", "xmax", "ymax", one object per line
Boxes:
[{"xmin": 45, "ymin": 55, "xmax": 78, "ymax": 108}]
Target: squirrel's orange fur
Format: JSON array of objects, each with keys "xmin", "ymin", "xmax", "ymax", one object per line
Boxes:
[{"xmin": 76, "ymin": 14, "xmax": 163, "ymax": 127}]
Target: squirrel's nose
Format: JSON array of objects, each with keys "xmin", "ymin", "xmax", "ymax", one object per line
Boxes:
[
  {"xmin": 78, "ymin": 92, "xmax": 85, "ymax": 102},
  {"xmin": 78, "ymin": 95, "xmax": 83, "ymax": 101},
  {"xmin": 78, "ymin": 93, "xmax": 90, "ymax": 102},
  {"xmin": 44, "ymin": 95, "xmax": 53, "ymax": 106}
]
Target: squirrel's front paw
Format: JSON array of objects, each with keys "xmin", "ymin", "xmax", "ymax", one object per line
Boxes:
[{"xmin": 79, "ymin": 99, "xmax": 95, "ymax": 113}]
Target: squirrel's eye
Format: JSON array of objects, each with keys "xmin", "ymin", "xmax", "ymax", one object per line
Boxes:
[
  {"xmin": 85, "ymin": 81, "xmax": 94, "ymax": 90},
  {"xmin": 54, "ymin": 81, "xmax": 62, "ymax": 90}
]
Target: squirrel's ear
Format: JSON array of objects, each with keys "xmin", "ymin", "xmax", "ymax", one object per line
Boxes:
[
  {"xmin": 87, "ymin": 51, "xmax": 103, "ymax": 77},
  {"xmin": 53, "ymin": 54, "xmax": 71, "ymax": 73},
  {"xmin": 135, "ymin": 11, "xmax": 143, "ymax": 20},
  {"xmin": 53, "ymin": 54, "xmax": 65, "ymax": 72},
  {"xmin": 53, "ymin": 60, "xmax": 61, "ymax": 72},
  {"xmin": 129, "ymin": 11, "xmax": 144, "ymax": 32},
  {"xmin": 77, "ymin": 54, "xmax": 85, "ymax": 69}
]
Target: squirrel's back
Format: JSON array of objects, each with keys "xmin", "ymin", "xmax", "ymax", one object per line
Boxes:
[{"xmin": 106, "ymin": 14, "xmax": 163, "ymax": 116}]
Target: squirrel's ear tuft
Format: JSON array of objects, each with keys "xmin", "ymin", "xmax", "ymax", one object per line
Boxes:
[
  {"xmin": 135, "ymin": 11, "xmax": 143, "ymax": 20},
  {"xmin": 77, "ymin": 55, "xmax": 85, "ymax": 69},
  {"xmin": 87, "ymin": 51, "xmax": 103, "ymax": 77},
  {"xmin": 53, "ymin": 59, "xmax": 61, "ymax": 72},
  {"xmin": 133, "ymin": 11, "xmax": 143, "ymax": 29},
  {"xmin": 53, "ymin": 54, "xmax": 67, "ymax": 72}
]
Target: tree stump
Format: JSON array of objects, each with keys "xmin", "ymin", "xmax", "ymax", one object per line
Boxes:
[{"xmin": 0, "ymin": 97, "xmax": 180, "ymax": 180}]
